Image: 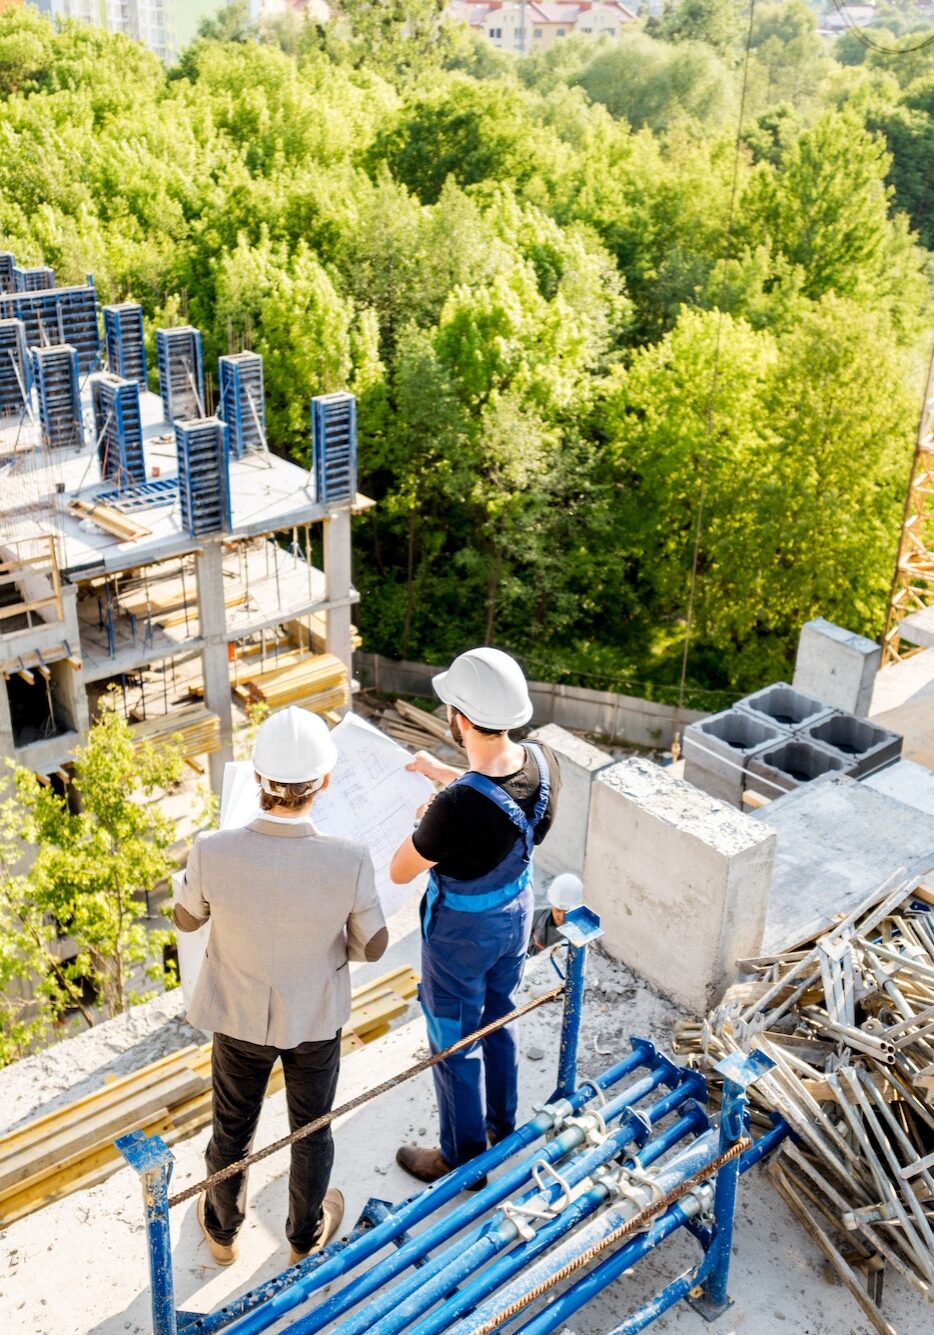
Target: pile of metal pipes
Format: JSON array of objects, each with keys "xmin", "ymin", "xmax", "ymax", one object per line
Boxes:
[{"xmin": 673, "ymin": 862, "xmax": 934, "ymax": 1335}]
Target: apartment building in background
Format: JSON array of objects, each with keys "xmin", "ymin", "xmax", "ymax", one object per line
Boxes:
[{"xmin": 448, "ymin": 0, "xmax": 639, "ymax": 51}]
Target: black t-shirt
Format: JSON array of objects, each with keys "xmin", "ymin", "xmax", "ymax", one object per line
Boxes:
[{"xmin": 412, "ymin": 743, "xmax": 561, "ymax": 882}]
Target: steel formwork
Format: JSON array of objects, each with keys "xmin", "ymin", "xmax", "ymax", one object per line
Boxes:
[
  {"xmin": 311, "ymin": 391, "xmax": 357, "ymax": 505},
  {"xmin": 103, "ymin": 303, "xmax": 148, "ymax": 388},
  {"xmin": 0, "ymin": 317, "xmax": 30, "ymax": 415},
  {"xmin": 175, "ymin": 417, "xmax": 232, "ymax": 536},
  {"xmin": 32, "ymin": 344, "xmax": 83, "ymax": 450},
  {"xmin": 157, "ymin": 327, "xmax": 205, "ymax": 423},
  {"xmin": 0, "ymin": 280, "xmax": 100, "ymax": 373},
  {"xmin": 117, "ymin": 910, "xmax": 786, "ymax": 1335},
  {"xmin": 218, "ymin": 352, "xmax": 266, "ymax": 459},
  {"xmin": 92, "ymin": 373, "xmax": 146, "ymax": 487}
]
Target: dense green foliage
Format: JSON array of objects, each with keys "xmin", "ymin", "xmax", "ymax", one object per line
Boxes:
[
  {"xmin": 0, "ymin": 704, "xmax": 183, "ymax": 1065},
  {"xmin": 1, "ymin": 5, "xmax": 931, "ymax": 699}
]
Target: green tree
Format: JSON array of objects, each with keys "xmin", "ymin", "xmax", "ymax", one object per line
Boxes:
[
  {"xmin": 0, "ymin": 703, "xmax": 184, "ymax": 1062},
  {"xmin": 653, "ymin": 0, "xmax": 740, "ymax": 57},
  {"xmin": 575, "ymin": 32, "xmax": 736, "ymax": 132}
]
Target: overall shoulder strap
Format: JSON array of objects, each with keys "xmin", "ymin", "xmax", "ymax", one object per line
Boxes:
[
  {"xmin": 523, "ymin": 742, "xmax": 551, "ymax": 829},
  {"xmin": 454, "ymin": 770, "xmax": 531, "ymax": 833}
]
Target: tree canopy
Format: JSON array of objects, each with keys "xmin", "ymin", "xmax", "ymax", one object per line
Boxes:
[{"xmin": 0, "ymin": 4, "xmax": 930, "ymax": 703}]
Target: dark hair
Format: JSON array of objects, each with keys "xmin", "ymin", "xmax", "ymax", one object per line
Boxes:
[
  {"xmin": 258, "ymin": 778, "xmax": 320, "ymax": 811},
  {"xmin": 451, "ymin": 708, "xmax": 527, "ymax": 740}
]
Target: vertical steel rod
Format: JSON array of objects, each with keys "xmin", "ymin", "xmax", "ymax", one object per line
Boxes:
[{"xmin": 116, "ymin": 1131, "xmax": 177, "ymax": 1335}]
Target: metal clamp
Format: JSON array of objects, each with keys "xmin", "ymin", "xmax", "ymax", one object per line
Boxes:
[
  {"xmin": 563, "ymin": 1107, "xmax": 607, "ymax": 1149},
  {"xmin": 500, "ymin": 1160, "xmax": 575, "ymax": 1241}
]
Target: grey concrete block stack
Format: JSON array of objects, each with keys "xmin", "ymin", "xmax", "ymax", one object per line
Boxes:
[{"xmin": 683, "ymin": 680, "xmax": 903, "ymax": 807}]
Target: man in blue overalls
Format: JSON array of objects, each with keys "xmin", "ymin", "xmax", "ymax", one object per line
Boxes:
[{"xmin": 389, "ymin": 647, "xmax": 561, "ymax": 1183}]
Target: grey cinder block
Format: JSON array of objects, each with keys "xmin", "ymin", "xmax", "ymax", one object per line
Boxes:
[
  {"xmin": 683, "ymin": 708, "xmax": 785, "ymax": 807},
  {"xmin": 805, "ymin": 712, "xmax": 902, "ymax": 779},
  {"xmin": 746, "ymin": 737, "xmax": 855, "ymax": 799},
  {"xmin": 737, "ymin": 682, "xmax": 831, "ymax": 732}
]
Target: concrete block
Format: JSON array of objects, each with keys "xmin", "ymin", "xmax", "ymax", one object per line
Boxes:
[
  {"xmin": 528, "ymin": 723, "xmax": 613, "ymax": 879},
  {"xmin": 751, "ymin": 773, "xmax": 934, "ymax": 952},
  {"xmin": 804, "ymin": 712, "xmax": 902, "ymax": 779},
  {"xmin": 794, "ymin": 617, "xmax": 881, "ymax": 717},
  {"xmin": 737, "ymin": 681, "xmax": 831, "ymax": 732},
  {"xmin": 583, "ymin": 757, "xmax": 777, "ymax": 1013},
  {"xmin": 683, "ymin": 708, "xmax": 785, "ymax": 807},
  {"xmin": 746, "ymin": 738, "xmax": 853, "ymax": 799}
]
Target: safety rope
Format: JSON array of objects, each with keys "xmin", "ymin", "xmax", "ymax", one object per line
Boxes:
[
  {"xmin": 168, "ymin": 983, "xmax": 564, "ymax": 1208},
  {"xmin": 467, "ymin": 1136, "xmax": 752, "ymax": 1335}
]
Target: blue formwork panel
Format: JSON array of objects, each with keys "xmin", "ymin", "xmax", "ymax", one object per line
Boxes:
[
  {"xmin": 14, "ymin": 264, "xmax": 55, "ymax": 293},
  {"xmin": 103, "ymin": 303, "xmax": 148, "ymax": 388},
  {"xmin": 157, "ymin": 327, "xmax": 204, "ymax": 423},
  {"xmin": 175, "ymin": 417, "xmax": 231, "ymax": 536},
  {"xmin": 311, "ymin": 391, "xmax": 357, "ymax": 504},
  {"xmin": 91, "ymin": 374, "xmax": 146, "ymax": 487},
  {"xmin": 0, "ymin": 282, "xmax": 100, "ymax": 372},
  {"xmin": 0, "ymin": 318, "xmax": 30, "ymax": 415},
  {"xmin": 0, "ymin": 253, "xmax": 14, "ymax": 295},
  {"xmin": 33, "ymin": 344, "xmax": 83, "ymax": 450},
  {"xmin": 218, "ymin": 351, "xmax": 265, "ymax": 459}
]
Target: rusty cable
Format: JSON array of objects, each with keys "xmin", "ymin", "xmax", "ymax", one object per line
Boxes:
[
  {"xmin": 467, "ymin": 1136, "xmax": 753, "ymax": 1335},
  {"xmin": 168, "ymin": 983, "xmax": 564, "ymax": 1208}
]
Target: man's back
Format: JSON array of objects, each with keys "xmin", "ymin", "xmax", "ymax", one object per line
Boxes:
[{"xmin": 182, "ymin": 817, "xmax": 383, "ymax": 1047}]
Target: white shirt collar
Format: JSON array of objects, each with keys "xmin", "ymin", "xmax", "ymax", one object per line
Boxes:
[{"xmin": 251, "ymin": 809, "xmax": 318, "ymax": 828}]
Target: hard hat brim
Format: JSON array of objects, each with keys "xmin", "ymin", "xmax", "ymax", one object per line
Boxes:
[{"xmin": 250, "ymin": 735, "xmax": 339, "ymax": 784}]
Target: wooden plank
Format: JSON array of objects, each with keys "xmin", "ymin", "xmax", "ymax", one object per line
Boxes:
[{"xmin": 68, "ymin": 498, "xmax": 152, "ymax": 542}]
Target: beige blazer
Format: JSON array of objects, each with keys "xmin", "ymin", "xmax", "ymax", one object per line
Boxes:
[{"xmin": 177, "ymin": 817, "xmax": 385, "ymax": 1048}]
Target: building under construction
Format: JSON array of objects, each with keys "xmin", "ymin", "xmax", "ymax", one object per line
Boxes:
[{"xmin": 0, "ymin": 255, "xmax": 367, "ymax": 795}]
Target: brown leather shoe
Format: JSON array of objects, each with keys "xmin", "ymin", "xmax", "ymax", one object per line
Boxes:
[
  {"xmin": 289, "ymin": 1188, "xmax": 345, "ymax": 1265},
  {"xmin": 197, "ymin": 1195, "xmax": 238, "ymax": 1266},
  {"xmin": 396, "ymin": 1145, "xmax": 487, "ymax": 1190}
]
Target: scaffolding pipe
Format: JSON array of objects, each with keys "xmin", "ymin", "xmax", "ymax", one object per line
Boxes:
[
  {"xmin": 313, "ymin": 1062, "xmax": 697, "ymax": 1335},
  {"xmin": 217, "ymin": 1051, "xmax": 651, "ymax": 1335}
]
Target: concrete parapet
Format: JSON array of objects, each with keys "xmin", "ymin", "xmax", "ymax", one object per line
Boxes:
[
  {"xmin": 683, "ymin": 708, "xmax": 784, "ymax": 807},
  {"xmin": 528, "ymin": 723, "xmax": 613, "ymax": 880},
  {"xmin": 583, "ymin": 757, "xmax": 777, "ymax": 1012},
  {"xmin": 793, "ymin": 618, "xmax": 881, "ymax": 717},
  {"xmin": 746, "ymin": 737, "xmax": 853, "ymax": 799},
  {"xmin": 805, "ymin": 712, "xmax": 902, "ymax": 779},
  {"xmin": 737, "ymin": 682, "xmax": 831, "ymax": 732},
  {"xmin": 863, "ymin": 759, "xmax": 934, "ymax": 816}
]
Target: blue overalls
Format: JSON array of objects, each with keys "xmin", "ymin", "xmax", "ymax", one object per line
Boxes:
[{"xmin": 419, "ymin": 743, "xmax": 550, "ymax": 1167}]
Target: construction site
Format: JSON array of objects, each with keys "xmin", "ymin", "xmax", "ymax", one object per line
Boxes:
[{"xmin": 2, "ymin": 251, "xmax": 934, "ymax": 1335}]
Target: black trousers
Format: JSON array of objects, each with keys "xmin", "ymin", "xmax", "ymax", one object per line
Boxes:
[{"xmin": 204, "ymin": 1030, "xmax": 341, "ymax": 1251}]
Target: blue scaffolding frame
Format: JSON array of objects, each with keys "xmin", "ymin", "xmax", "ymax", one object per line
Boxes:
[
  {"xmin": 157, "ymin": 327, "xmax": 205, "ymax": 423},
  {"xmin": 32, "ymin": 344, "xmax": 83, "ymax": 450},
  {"xmin": 92, "ymin": 374, "xmax": 146, "ymax": 487},
  {"xmin": 0, "ymin": 317, "xmax": 30, "ymax": 415},
  {"xmin": 218, "ymin": 351, "xmax": 265, "ymax": 459},
  {"xmin": 0, "ymin": 280, "xmax": 100, "ymax": 373}
]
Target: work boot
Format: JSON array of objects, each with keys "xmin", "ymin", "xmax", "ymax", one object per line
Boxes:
[
  {"xmin": 396, "ymin": 1145, "xmax": 487, "ymax": 1191},
  {"xmin": 289, "ymin": 1188, "xmax": 345, "ymax": 1265},
  {"xmin": 197, "ymin": 1195, "xmax": 239, "ymax": 1266}
]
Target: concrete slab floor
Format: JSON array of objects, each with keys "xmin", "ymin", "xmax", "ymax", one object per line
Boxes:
[{"xmin": 1, "ymin": 942, "xmax": 930, "ymax": 1333}]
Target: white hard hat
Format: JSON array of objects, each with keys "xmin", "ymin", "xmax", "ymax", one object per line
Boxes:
[
  {"xmin": 432, "ymin": 647, "xmax": 533, "ymax": 730},
  {"xmin": 548, "ymin": 874, "xmax": 584, "ymax": 911},
  {"xmin": 251, "ymin": 706, "xmax": 338, "ymax": 784}
]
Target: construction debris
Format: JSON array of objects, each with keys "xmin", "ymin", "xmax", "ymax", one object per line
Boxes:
[
  {"xmin": 376, "ymin": 697, "xmax": 467, "ymax": 760},
  {"xmin": 674, "ymin": 865, "xmax": 934, "ymax": 1325},
  {"xmin": 0, "ymin": 966, "xmax": 417, "ymax": 1228}
]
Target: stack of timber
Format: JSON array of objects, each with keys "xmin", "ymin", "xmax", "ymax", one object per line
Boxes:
[
  {"xmin": 0, "ymin": 966, "xmax": 417, "ymax": 1227},
  {"xmin": 68, "ymin": 497, "xmax": 152, "ymax": 542},
  {"xmin": 674, "ymin": 867, "xmax": 934, "ymax": 1334},
  {"xmin": 130, "ymin": 703, "xmax": 220, "ymax": 761},
  {"xmin": 231, "ymin": 650, "xmax": 349, "ymax": 715},
  {"xmin": 377, "ymin": 698, "xmax": 466, "ymax": 761}
]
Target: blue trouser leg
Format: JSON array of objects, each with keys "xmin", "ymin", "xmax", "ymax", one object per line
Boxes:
[
  {"xmin": 420, "ymin": 891, "xmax": 532, "ymax": 1167},
  {"xmin": 482, "ymin": 946, "xmax": 527, "ymax": 1142}
]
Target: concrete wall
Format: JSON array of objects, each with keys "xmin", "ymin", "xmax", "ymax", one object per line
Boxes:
[
  {"xmin": 528, "ymin": 723, "xmax": 613, "ymax": 880},
  {"xmin": 583, "ymin": 757, "xmax": 777, "ymax": 1013},
  {"xmin": 355, "ymin": 653, "xmax": 707, "ymax": 749}
]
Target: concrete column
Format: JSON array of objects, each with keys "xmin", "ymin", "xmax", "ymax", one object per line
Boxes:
[
  {"xmin": 528, "ymin": 723, "xmax": 613, "ymax": 881},
  {"xmin": 793, "ymin": 618, "xmax": 881, "ymax": 717},
  {"xmin": 195, "ymin": 540, "xmax": 233, "ymax": 794},
  {"xmin": 583, "ymin": 757, "xmax": 777, "ymax": 1013},
  {"xmin": 0, "ymin": 675, "xmax": 15, "ymax": 768},
  {"xmin": 323, "ymin": 508, "xmax": 353, "ymax": 681}
]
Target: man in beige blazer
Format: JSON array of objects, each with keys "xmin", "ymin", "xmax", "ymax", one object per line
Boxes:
[{"xmin": 174, "ymin": 707, "xmax": 387, "ymax": 1267}]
